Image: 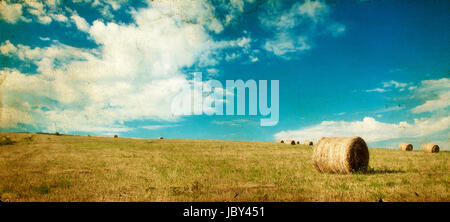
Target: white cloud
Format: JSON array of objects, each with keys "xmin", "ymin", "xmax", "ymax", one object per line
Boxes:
[
  {"xmin": 264, "ymin": 33, "xmax": 310, "ymax": 57},
  {"xmin": 274, "ymin": 116, "xmax": 449, "ymax": 143},
  {"xmin": 0, "ymin": 1, "xmax": 79, "ymax": 25},
  {"xmin": 0, "ymin": 40, "xmax": 94, "ymax": 72},
  {"xmin": 71, "ymin": 14, "xmax": 90, "ymax": 32},
  {"xmin": 0, "ymin": 1, "xmax": 23, "ymax": 24},
  {"xmin": 382, "ymin": 80, "xmax": 408, "ymax": 89},
  {"xmin": 222, "ymin": 0, "xmax": 245, "ymax": 25},
  {"xmin": 259, "ymin": 0, "xmax": 343, "ymax": 57},
  {"xmin": 411, "ymin": 78, "xmax": 450, "ymax": 113},
  {"xmin": 414, "ymin": 78, "xmax": 449, "ymax": 93},
  {"xmin": 408, "ymin": 86, "xmax": 417, "ymax": 90},
  {"xmin": 296, "ymin": 0, "xmax": 328, "ymax": 22},
  {"xmin": 26, "ymin": 1, "xmax": 52, "ymax": 24},
  {"xmin": 365, "ymin": 80, "xmax": 409, "ymax": 93},
  {"xmin": 327, "ymin": 23, "xmax": 346, "ymax": 37},
  {"xmin": 206, "ymin": 68, "xmax": 219, "ymax": 77},
  {"xmin": 141, "ymin": 125, "xmax": 179, "ymax": 130},
  {"xmin": 52, "ymin": 13, "xmax": 68, "ymax": 22},
  {"xmin": 0, "ymin": 106, "xmax": 35, "ymax": 129},
  {"xmin": 260, "ymin": 0, "xmax": 328, "ymax": 29},
  {"xmin": 249, "ymin": 55, "xmax": 258, "ymax": 62},
  {"xmin": 207, "ymin": 36, "xmax": 253, "ymax": 63},
  {"xmin": 365, "ymin": 88, "xmax": 386, "ymax": 93},
  {"xmin": 0, "ymin": 40, "xmax": 17, "ymax": 56},
  {"xmin": 412, "ymin": 91, "xmax": 450, "ymax": 113},
  {"xmin": 73, "ymin": 0, "xmax": 131, "ymax": 19},
  {"xmin": 275, "ymin": 77, "xmax": 450, "ymax": 146},
  {"xmin": 0, "ymin": 0, "xmax": 249, "ymax": 134}
]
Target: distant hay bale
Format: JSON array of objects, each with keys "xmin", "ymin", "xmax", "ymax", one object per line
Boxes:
[
  {"xmin": 114, "ymin": 135, "xmax": 118, "ymax": 138},
  {"xmin": 296, "ymin": 141, "xmax": 300, "ymax": 144},
  {"xmin": 422, "ymin": 144, "xmax": 439, "ymax": 153},
  {"xmin": 278, "ymin": 140, "xmax": 285, "ymax": 144},
  {"xmin": 55, "ymin": 132, "xmax": 60, "ymax": 136},
  {"xmin": 158, "ymin": 137, "xmax": 164, "ymax": 139},
  {"xmin": 285, "ymin": 140, "xmax": 296, "ymax": 145},
  {"xmin": 304, "ymin": 140, "xmax": 313, "ymax": 146},
  {"xmin": 313, "ymin": 137, "xmax": 369, "ymax": 174},
  {"xmin": 398, "ymin": 142, "xmax": 413, "ymax": 151}
]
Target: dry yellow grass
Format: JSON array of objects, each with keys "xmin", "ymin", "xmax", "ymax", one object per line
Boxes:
[{"xmin": 0, "ymin": 132, "xmax": 449, "ymax": 202}]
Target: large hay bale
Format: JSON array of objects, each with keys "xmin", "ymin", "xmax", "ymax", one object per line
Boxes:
[
  {"xmin": 114, "ymin": 135, "xmax": 118, "ymax": 138},
  {"xmin": 285, "ymin": 140, "xmax": 296, "ymax": 145},
  {"xmin": 422, "ymin": 144, "xmax": 439, "ymax": 153},
  {"xmin": 278, "ymin": 140, "xmax": 285, "ymax": 144},
  {"xmin": 304, "ymin": 140, "xmax": 313, "ymax": 146},
  {"xmin": 313, "ymin": 137, "xmax": 369, "ymax": 174},
  {"xmin": 398, "ymin": 142, "xmax": 413, "ymax": 151}
]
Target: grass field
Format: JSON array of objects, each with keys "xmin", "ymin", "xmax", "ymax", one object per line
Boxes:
[{"xmin": 0, "ymin": 132, "xmax": 448, "ymax": 202}]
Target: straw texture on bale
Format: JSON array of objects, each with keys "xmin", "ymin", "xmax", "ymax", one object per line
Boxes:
[
  {"xmin": 304, "ymin": 140, "xmax": 313, "ymax": 146},
  {"xmin": 422, "ymin": 144, "xmax": 439, "ymax": 153},
  {"xmin": 398, "ymin": 142, "xmax": 413, "ymax": 151},
  {"xmin": 278, "ymin": 140, "xmax": 285, "ymax": 144},
  {"xmin": 285, "ymin": 140, "xmax": 296, "ymax": 145},
  {"xmin": 313, "ymin": 137, "xmax": 369, "ymax": 174}
]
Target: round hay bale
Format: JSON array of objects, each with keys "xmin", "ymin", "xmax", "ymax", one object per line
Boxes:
[
  {"xmin": 296, "ymin": 141, "xmax": 300, "ymax": 144},
  {"xmin": 313, "ymin": 137, "xmax": 369, "ymax": 174},
  {"xmin": 398, "ymin": 142, "xmax": 413, "ymax": 151},
  {"xmin": 114, "ymin": 135, "xmax": 118, "ymax": 138},
  {"xmin": 278, "ymin": 140, "xmax": 285, "ymax": 144},
  {"xmin": 304, "ymin": 140, "xmax": 313, "ymax": 146},
  {"xmin": 422, "ymin": 144, "xmax": 439, "ymax": 153},
  {"xmin": 158, "ymin": 137, "xmax": 164, "ymax": 139},
  {"xmin": 285, "ymin": 140, "xmax": 296, "ymax": 145}
]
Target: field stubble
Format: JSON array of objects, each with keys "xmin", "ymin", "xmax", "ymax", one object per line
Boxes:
[{"xmin": 0, "ymin": 133, "xmax": 448, "ymax": 202}]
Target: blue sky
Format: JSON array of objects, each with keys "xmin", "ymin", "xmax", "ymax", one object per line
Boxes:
[{"xmin": 0, "ymin": 0, "xmax": 449, "ymax": 149}]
